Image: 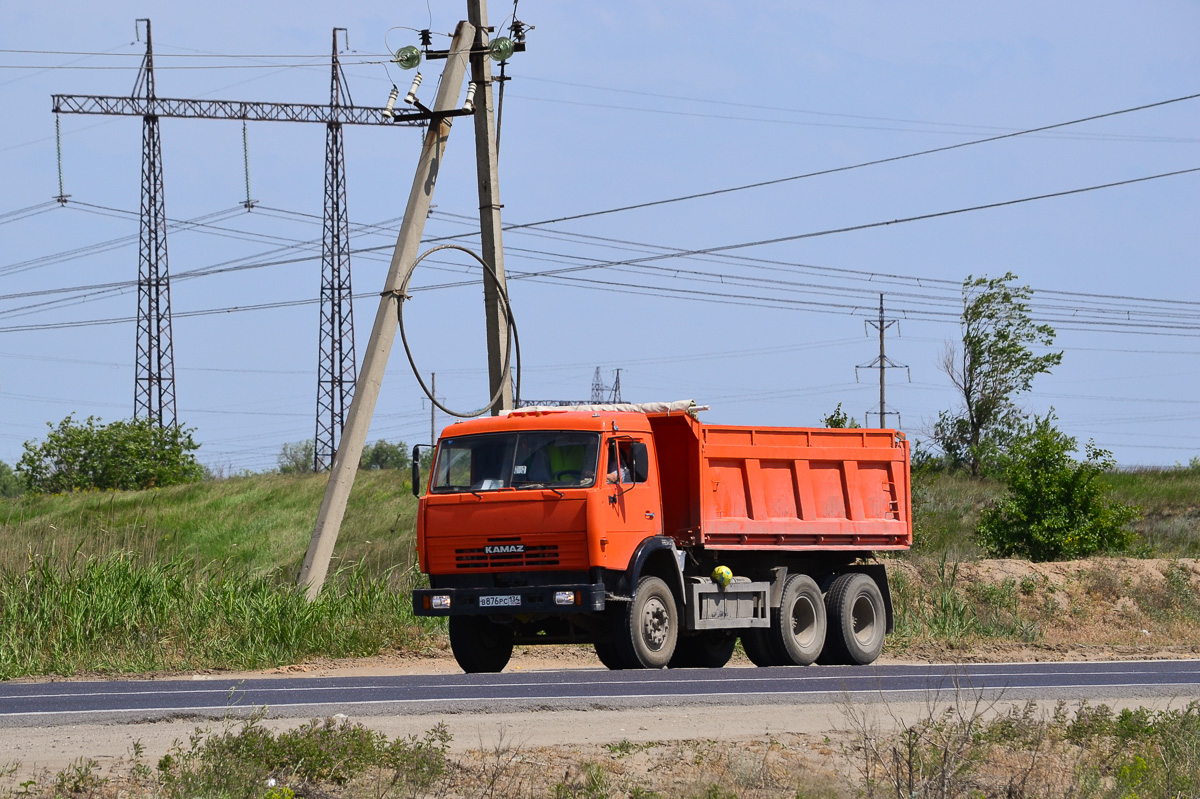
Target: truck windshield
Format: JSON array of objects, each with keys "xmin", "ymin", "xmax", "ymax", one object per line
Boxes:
[{"xmin": 431, "ymin": 432, "xmax": 600, "ymax": 493}]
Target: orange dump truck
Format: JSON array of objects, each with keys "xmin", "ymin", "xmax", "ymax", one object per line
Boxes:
[{"xmin": 412, "ymin": 400, "xmax": 911, "ymax": 673}]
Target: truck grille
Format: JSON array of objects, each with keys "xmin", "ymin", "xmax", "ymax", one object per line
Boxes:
[{"xmin": 455, "ymin": 539, "xmax": 560, "ymax": 569}]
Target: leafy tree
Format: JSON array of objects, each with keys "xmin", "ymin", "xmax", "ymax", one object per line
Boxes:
[
  {"xmin": 0, "ymin": 460, "xmax": 23, "ymax": 498},
  {"xmin": 934, "ymin": 272, "xmax": 1062, "ymax": 476},
  {"xmin": 278, "ymin": 440, "xmax": 316, "ymax": 474},
  {"xmin": 822, "ymin": 403, "xmax": 862, "ymax": 429},
  {"xmin": 976, "ymin": 413, "xmax": 1139, "ymax": 562},
  {"xmin": 360, "ymin": 439, "xmax": 410, "ymax": 470},
  {"xmin": 18, "ymin": 415, "xmax": 203, "ymax": 493}
]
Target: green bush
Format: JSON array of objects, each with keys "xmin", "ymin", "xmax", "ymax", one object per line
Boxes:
[
  {"xmin": 976, "ymin": 414, "xmax": 1139, "ymax": 561},
  {"xmin": 0, "ymin": 460, "xmax": 23, "ymax": 498},
  {"xmin": 821, "ymin": 403, "xmax": 861, "ymax": 428},
  {"xmin": 360, "ymin": 438, "xmax": 410, "ymax": 470},
  {"xmin": 277, "ymin": 440, "xmax": 315, "ymax": 474},
  {"xmin": 17, "ymin": 415, "xmax": 203, "ymax": 493},
  {"xmin": 277, "ymin": 438, "xmax": 410, "ymax": 474}
]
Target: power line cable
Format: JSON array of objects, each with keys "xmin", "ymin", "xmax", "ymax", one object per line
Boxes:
[{"xmin": 433, "ymin": 90, "xmax": 1200, "ymax": 234}]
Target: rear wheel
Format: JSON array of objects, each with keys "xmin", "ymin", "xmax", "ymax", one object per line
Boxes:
[
  {"xmin": 820, "ymin": 573, "xmax": 886, "ymax": 666},
  {"xmin": 448, "ymin": 615, "xmax": 514, "ymax": 674},
  {"xmin": 771, "ymin": 574, "xmax": 826, "ymax": 666},
  {"xmin": 614, "ymin": 576, "xmax": 678, "ymax": 669},
  {"xmin": 669, "ymin": 631, "xmax": 737, "ymax": 669},
  {"xmin": 741, "ymin": 627, "xmax": 787, "ymax": 667}
]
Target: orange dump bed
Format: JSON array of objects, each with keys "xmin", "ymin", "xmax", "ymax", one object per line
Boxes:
[{"xmin": 649, "ymin": 413, "xmax": 911, "ymax": 552}]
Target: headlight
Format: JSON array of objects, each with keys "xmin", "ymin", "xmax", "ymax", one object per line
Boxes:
[
  {"xmin": 431, "ymin": 595, "xmax": 451, "ymax": 610},
  {"xmin": 555, "ymin": 591, "xmax": 577, "ymax": 606}
]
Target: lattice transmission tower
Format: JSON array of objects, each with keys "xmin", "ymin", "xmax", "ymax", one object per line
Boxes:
[
  {"xmin": 53, "ymin": 20, "xmax": 457, "ymax": 464},
  {"xmin": 314, "ymin": 29, "xmax": 357, "ymax": 472},
  {"xmin": 132, "ymin": 19, "xmax": 176, "ymax": 427}
]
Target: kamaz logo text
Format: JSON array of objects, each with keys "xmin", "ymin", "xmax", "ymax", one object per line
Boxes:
[{"xmin": 485, "ymin": 545, "xmax": 525, "ymax": 554}]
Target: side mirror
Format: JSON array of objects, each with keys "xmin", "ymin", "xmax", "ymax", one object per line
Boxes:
[
  {"xmin": 632, "ymin": 442, "xmax": 649, "ymax": 483},
  {"xmin": 411, "ymin": 444, "xmax": 422, "ymax": 497}
]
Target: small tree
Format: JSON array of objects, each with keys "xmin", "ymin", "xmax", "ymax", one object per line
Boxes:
[
  {"xmin": 0, "ymin": 460, "xmax": 23, "ymax": 498},
  {"xmin": 935, "ymin": 272, "xmax": 1062, "ymax": 476},
  {"xmin": 976, "ymin": 414, "xmax": 1139, "ymax": 562},
  {"xmin": 360, "ymin": 439, "xmax": 410, "ymax": 470},
  {"xmin": 822, "ymin": 403, "xmax": 861, "ymax": 429},
  {"xmin": 277, "ymin": 440, "xmax": 316, "ymax": 474},
  {"xmin": 18, "ymin": 415, "xmax": 203, "ymax": 493}
]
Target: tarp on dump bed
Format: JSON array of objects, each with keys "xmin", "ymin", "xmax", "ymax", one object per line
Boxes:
[{"xmin": 503, "ymin": 400, "xmax": 704, "ymax": 416}]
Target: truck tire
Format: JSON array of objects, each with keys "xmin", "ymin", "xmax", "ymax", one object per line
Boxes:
[
  {"xmin": 614, "ymin": 576, "xmax": 678, "ymax": 669},
  {"xmin": 740, "ymin": 628, "xmax": 787, "ymax": 667},
  {"xmin": 820, "ymin": 573, "xmax": 886, "ymax": 666},
  {"xmin": 771, "ymin": 574, "xmax": 826, "ymax": 666},
  {"xmin": 593, "ymin": 640, "xmax": 626, "ymax": 670},
  {"xmin": 448, "ymin": 615, "xmax": 514, "ymax": 674},
  {"xmin": 668, "ymin": 632, "xmax": 737, "ymax": 669}
]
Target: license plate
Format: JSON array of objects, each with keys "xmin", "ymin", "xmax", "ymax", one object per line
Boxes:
[{"xmin": 479, "ymin": 594, "xmax": 521, "ymax": 608}]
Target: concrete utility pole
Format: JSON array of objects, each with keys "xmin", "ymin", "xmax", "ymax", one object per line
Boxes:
[
  {"xmin": 467, "ymin": 1, "xmax": 514, "ymax": 414},
  {"xmin": 430, "ymin": 372, "xmax": 437, "ymax": 444},
  {"xmin": 877, "ymin": 295, "xmax": 886, "ymax": 422},
  {"xmin": 855, "ymin": 293, "xmax": 910, "ymax": 428},
  {"xmin": 298, "ymin": 21, "xmax": 475, "ymax": 600}
]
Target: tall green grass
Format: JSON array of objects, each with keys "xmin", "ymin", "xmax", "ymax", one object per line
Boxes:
[{"xmin": 0, "ymin": 552, "xmax": 438, "ymax": 679}]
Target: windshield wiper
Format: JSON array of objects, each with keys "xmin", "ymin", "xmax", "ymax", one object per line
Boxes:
[{"xmin": 517, "ymin": 482, "xmax": 565, "ymax": 497}]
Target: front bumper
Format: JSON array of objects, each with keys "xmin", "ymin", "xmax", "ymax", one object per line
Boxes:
[{"xmin": 413, "ymin": 582, "xmax": 606, "ymax": 617}]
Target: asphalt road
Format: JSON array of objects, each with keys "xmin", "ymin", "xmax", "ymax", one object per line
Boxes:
[{"xmin": 3, "ymin": 660, "xmax": 1200, "ymax": 728}]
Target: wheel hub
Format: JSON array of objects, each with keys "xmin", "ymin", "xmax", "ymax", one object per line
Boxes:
[{"xmin": 642, "ymin": 597, "xmax": 669, "ymax": 650}]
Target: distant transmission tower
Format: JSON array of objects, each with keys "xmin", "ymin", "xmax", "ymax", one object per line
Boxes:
[
  {"xmin": 590, "ymin": 367, "xmax": 605, "ymax": 403},
  {"xmin": 856, "ymin": 294, "xmax": 909, "ymax": 427},
  {"xmin": 314, "ymin": 28, "xmax": 357, "ymax": 472},
  {"xmin": 590, "ymin": 367, "xmax": 622, "ymax": 403},
  {"xmin": 132, "ymin": 19, "xmax": 177, "ymax": 428}
]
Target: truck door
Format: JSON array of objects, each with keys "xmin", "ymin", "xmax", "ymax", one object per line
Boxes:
[{"xmin": 603, "ymin": 437, "xmax": 662, "ymax": 568}]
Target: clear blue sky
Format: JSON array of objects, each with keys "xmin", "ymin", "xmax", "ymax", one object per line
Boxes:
[{"xmin": 2, "ymin": 1, "xmax": 1198, "ymax": 472}]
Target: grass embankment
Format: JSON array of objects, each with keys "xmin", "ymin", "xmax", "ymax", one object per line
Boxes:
[
  {"xmin": 2, "ymin": 466, "xmax": 1199, "ymax": 679},
  {"xmin": 0, "ymin": 471, "xmax": 434, "ymax": 680},
  {"xmin": 0, "ymin": 470, "xmax": 417, "ymax": 576}
]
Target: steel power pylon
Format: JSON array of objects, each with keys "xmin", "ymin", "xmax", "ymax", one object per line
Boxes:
[
  {"xmin": 314, "ymin": 29, "xmax": 356, "ymax": 472},
  {"xmin": 856, "ymin": 293, "xmax": 910, "ymax": 428},
  {"xmin": 132, "ymin": 19, "xmax": 176, "ymax": 427},
  {"xmin": 52, "ymin": 22, "xmax": 466, "ymax": 457}
]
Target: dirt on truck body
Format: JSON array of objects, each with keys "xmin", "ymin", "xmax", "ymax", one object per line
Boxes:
[{"xmin": 412, "ymin": 400, "xmax": 912, "ymax": 673}]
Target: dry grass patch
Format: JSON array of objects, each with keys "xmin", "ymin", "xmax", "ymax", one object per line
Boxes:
[{"xmin": 887, "ymin": 556, "xmax": 1200, "ymax": 659}]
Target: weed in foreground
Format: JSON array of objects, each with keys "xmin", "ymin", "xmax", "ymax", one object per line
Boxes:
[
  {"xmin": 841, "ymin": 688, "xmax": 1200, "ymax": 799},
  {"xmin": 153, "ymin": 715, "xmax": 452, "ymax": 799}
]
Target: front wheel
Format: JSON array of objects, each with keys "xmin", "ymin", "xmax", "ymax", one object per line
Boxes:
[
  {"xmin": 448, "ymin": 616, "xmax": 514, "ymax": 674},
  {"xmin": 614, "ymin": 576, "xmax": 678, "ymax": 669},
  {"xmin": 593, "ymin": 639, "xmax": 626, "ymax": 670},
  {"xmin": 820, "ymin": 573, "xmax": 886, "ymax": 666}
]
